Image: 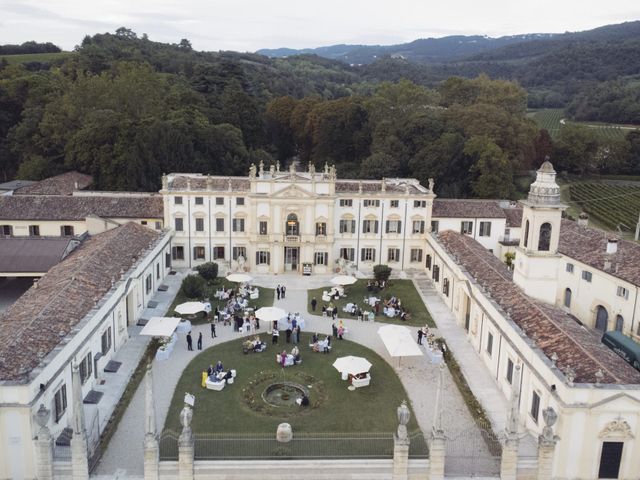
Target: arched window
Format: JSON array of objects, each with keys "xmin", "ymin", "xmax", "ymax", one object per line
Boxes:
[
  {"xmin": 286, "ymin": 213, "xmax": 299, "ymax": 236},
  {"xmin": 538, "ymin": 222, "xmax": 552, "ymax": 251},
  {"xmin": 595, "ymin": 306, "xmax": 608, "ymax": 332},
  {"xmin": 564, "ymin": 288, "xmax": 572, "ymax": 308},
  {"xmin": 615, "ymin": 315, "xmax": 624, "ymax": 332},
  {"xmin": 524, "ymin": 220, "xmax": 530, "ymax": 248}
]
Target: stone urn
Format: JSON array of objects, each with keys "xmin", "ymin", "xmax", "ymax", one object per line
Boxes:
[{"xmin": 276, "ymin": 423, "xmax": 293, "ymax": 443}]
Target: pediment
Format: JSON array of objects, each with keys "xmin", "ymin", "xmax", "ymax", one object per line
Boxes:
[
  {"xmin": 271, "ymin": 184, "xmax": 316, "ymax": 199},
  {"xmin": 588, "ymin": 393, "xmax": 640, "ymax": 411}
]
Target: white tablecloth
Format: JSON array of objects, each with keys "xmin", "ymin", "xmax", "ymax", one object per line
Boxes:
[
  {"xmin": 176, "ymin": 320, "xmax": 192, "ymax": 333},
  {"xmin": 425, "ymin": 345, "xmax": 444, "ymax": 364},
  {"xmin": 155, "ymin": 333, "xmax": 177, "ymax": 361}
]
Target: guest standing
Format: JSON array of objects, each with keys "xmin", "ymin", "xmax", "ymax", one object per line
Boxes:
[
  {"xmin": 186, "ymin": 332, "xmax": 193, "ymax": 351},
  {"xmin": 197, "ymin": 332, "xmax": 203, "ymax": 350},
  {"xmin": 417, "ymin": 328, "xmax": 423, "ymax": 345},
  {"xmin": 276, "ymin": 285, "xmax": 281, "ymax": 300},
  {"xmin": 210, "ymin": 321, "xmax": 217, "ymax": 338},
  {"xmin": 272, "ymin": 329, "xmax": 279, "ymax": 344},
  {"xmin": 311, "ymin": 297, "xmax": 317, "ymax": 312},
  {"xmin": 281, "ymin": 285, "xmax": 286, "ymax": 298}
]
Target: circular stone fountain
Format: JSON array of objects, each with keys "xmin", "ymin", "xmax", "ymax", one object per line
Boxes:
[{"xmin": 262, "ymin": 382, "xmax": 307, "ymax": 408}]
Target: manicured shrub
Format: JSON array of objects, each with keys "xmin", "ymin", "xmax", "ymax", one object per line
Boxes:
[
  {"xmin": 181, "ymin": 274, "xmax": 206, "ymax": 298},
  {"xmin": 196, "ymin": 262, "xmax": 218, "ymax": 282},
  {"xmin": 373, "ymin": 264, "xmax": 392, "ymax": 283}
]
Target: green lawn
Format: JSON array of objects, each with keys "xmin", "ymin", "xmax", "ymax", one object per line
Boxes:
[
  {"xmin": 163, "ymin": 337, "xmax": 422, "ymax": 436},
  {"xmin": 307, "ymin": 279, "xmax": 434, "ymax": 327},
  {"xmin": 167, "ymin": 277, "xmax": 274, "ymax": 324}
]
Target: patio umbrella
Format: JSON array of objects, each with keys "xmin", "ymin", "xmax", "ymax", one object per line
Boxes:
[
  {"xmin": 139, "ymin": 317, "xmax": 181, "ymax": 337},
  {"xmin": 226, "ymin": 273, "xmax": 253, "ymax": 283},
  {"xmin": 174, "ymin": 302, "xmax": 207, "ymax": 315},
  {"xmin": 332, "ymin": 356, "xmax": 372, "ymax": 375},
  {"xmin": 377, "ymin": 324, "xmax": 423, "ymax": 367},
  {"xmin": 331, "ymin": 275, "xmax": 357, "ymax": 286},
  {"xmin": 254, "ymin": 306, "xmax": 287, "ymax": 322}
]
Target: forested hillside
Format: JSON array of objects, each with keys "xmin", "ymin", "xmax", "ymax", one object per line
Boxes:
[{"xmin": 1, "ymin": 28, "xmax": 639, "ymax": 198}]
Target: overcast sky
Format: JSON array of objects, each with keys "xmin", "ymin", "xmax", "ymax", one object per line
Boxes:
[{"xmin": 1, "ymin": 0, "xmax": 639, "ymax": 52}]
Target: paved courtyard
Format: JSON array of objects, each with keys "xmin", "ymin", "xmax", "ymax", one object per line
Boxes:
[{"xmin": 95, "ymin": 272, "xmax": 518, "ymax": 477}]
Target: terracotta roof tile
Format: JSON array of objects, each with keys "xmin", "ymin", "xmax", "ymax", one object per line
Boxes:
[
  {"xmin": 502, "ymin": 207, "xmax": 523, "ymax": 228},
  {"xmin": 169, "ymin": 176, "xmax": 250, "ymax": 192},
  {"xmin": 0, "ymin": 223, "xmax": 164, "ymax": 383},
  {"xmin": 0, "ymin": 195, "xmax": 163, "ymax": 221},
  {"xmin": 437, "ymin": 230, "xmax": 640, "ymax": 385},
  {"xmin": 14, "ymin": 171, "xmax": 93, "ymax": 196},
  {"xmin": 559, "ymin": 220, "xmax": 640, "ymax": 286},
  {"xmin": 432, "ymin": 199, "xmax": 506, "ymax": 218}
]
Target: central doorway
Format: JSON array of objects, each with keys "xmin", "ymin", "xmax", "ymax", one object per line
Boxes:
[{"xmin": 284, "ymin": 247, "xmax": 299, "ymax": 272}]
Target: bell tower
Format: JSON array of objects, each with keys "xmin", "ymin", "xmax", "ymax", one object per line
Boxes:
[{"xmin": 513, "ymin": 159, "xmax": 566, "ymax": 304}]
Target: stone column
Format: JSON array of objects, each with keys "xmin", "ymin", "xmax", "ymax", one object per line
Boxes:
[
  {"xmin": 429, "ymin": 364, "xmax": 446, "ymax": 480},
  {"xmin": 393, "ymin": 401, "xmax": 411, "ymax": 480},
  {"xmin": 500, "ymin": 365, "xmax": 521, "ymax": 480},
  {"xmin": 178, "ymin": 405, "xmax": 194, "ymax": 480},
  {"xmin": 70, "ymin": 364, "xmax": 89, "ymax": 480},
  {"xmin": 33, "ymin": 404, "xmax": 54, "ymax": 480},
  {"xmin": 537, "ymin": 408, "xmax": 559, "ymax": 480},
  {"xmin": 143, "ymin": 364, "xmax": 160, "ymax": 480}
]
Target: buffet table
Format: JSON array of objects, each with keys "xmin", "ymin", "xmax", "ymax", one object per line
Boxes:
[{"xmin": 155, "ymin": 333, "xmax": 177, "ymax": 361}]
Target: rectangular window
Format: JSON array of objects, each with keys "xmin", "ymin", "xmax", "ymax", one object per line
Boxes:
[
  {"xmin": 145, "ymin": 273, "xmax": 152, "ymax": 294},
  {"xmin": 426, "ymin": 254, "xmax": 432, "ymax": 269},
  {"xmin": 193, "ymin": 246, "xmax": 205, "ymax": 260},
  {"xmin": 431, "ymin": 220, "xmax": 439, "ymax": 233},
  {"xmin": 54, "ymin": 384, "xmax": 67, "ymax": 423},
  {"xmin": 412, "ymin": 220, "xmax": 425, "ymax": 234},
  {"xmin": 339, "ymin": 248, "xmax": 355, "ymax": 262},
  {"xmin": 361, "ymin": 248, "xmax": 376, "ymax": 262},
  {"xmin": 566, "ymin": 263, "xmax": 574, "ymax": 273},
  {"xmin": 195, "ymin": 218, "xmax": 204, "ymax": 232},
  {"xmin": 29, "ymin": 225, "xmax": 40, "ymax": 236},
  {"xmin": 174, "ymin": 218, "xmax": 183, "ymax": 232},
  {"xmin": 79, "ymin": 352, "xmax": 93, "ymax": 384},
  {"xmin": 232, "ymin": 246, "xmax": 247, "ymax": 260},
  {"xmin": 314, "ymin": 252, "xmax": 328, "ymax": 265},
  {"xmin": 479, "ymin": 221, "xmax": 492, "ymax": 237},
  {"xmin": 174, "ymin": 196, "xmax": 183, "ymax": 205},
  {"xmin": 461, "ymin": 221, "xmax": 473, "ymax": 235},
  {"xmin": 195, "ymin": 196, "xmax": 203, "ymax": 205},
  {"xmin": 410, "ymin": 249, "xmax": 423, "ymax": 262},
  {"xmin": 316, "ymin": 222, "xmax": 327, "ymax": 236},
  {"xmin": 385, "ymin": 220, "xmax": 401, "ymax": 234},
  {"xmin": 339, "ymin": 199, "xmax": 353, "ymax": 207},
  {"xmin": 339, "ymin": 219, "xmax": 356, "ymax": 234},
  {"xmin": 141, "ymin": 220, "xmax": 147, "ymax": 226},
  {"xmin": 216, "ymin": 218, "xmax": 224, "ymax": 232},
  {"xmin": 362, "ymin": 220, "xmax": 379, "ymax": 234},
  {"xmin": 60, "ymin": 225, "xmax": 74, "ymax": 237},
  {"xmin": 259, "ymin": 221, "xmax": 268, "ymax": 235},
  {"xmin": 390, "ymin": 200, "xmax": 399, "ymax": 208},
  {"xmin": 617, "ymin": 286, "xmax": 629, "ymax": 300},
  {"xmin": 255, "ymin": 251, "xmax": 270, "ymax": 265},
  {"xmin": 101, "ymin": 327, "xmax": 112, "ymax": 356},
  {"xmin": 216, "ymin": 197, "xmax": 224, "ymax": 205},
  {"xmin": 582, "ymin": 271, "xmax": 592, "ymax": 282},
  {"xmin": 213, "ymin": 246, "xmax": 225, "ymax": 260},
  {"xmin": 388, "ymin": 248, "xmax": 400, "ymax": 262},
  {"xmin": 232, "ymin": 218, "xmax": 245, "ymax": 232},
  {"xmin": 414, "ymin": 200, "xmax": 426, "ymax": 208},
  {"xmin": 506, "ymin": 358, "xmax": 514, "ymax": 385},
  {"xmin": 0, "ymin": 225, "xmax": 13, "ymax": 236},
  {"xmin": 486, "ymin": 332, "xmax": 494, "ymax": 356},
  {"xmin": 530, "ymin": 391, "xmax": 540, "ymax": 423},
  {"xmin": 172, "ymin": 246, "xmax": 184, "ymax": 260},
  {"xmin": 156, "ymin": 263, "xmax": 160, "ymax": 279},
  {"xmin": 236, "ymin": 197, "xmax": 245, "ymax": 206},
  {"xmin": 363, "ymin": 199, "xmax": 380, "ymax": 207}
]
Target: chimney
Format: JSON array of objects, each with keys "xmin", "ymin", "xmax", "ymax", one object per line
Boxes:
[
  {"xmin": 74, "ymin": 181, "xmax": 79, "ymax": 190},
  {"xmin": 606, "ymin": 238, "xmax": 618, "ymax": 255},
  {"xmin": 577, "ymin": 212, "xmax": 589, "ymax": 227}
]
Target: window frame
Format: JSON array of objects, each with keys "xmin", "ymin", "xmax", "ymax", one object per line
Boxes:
[
  {"xmin": 339, "ymin": 248, "xmax": 355, "ymax": 262},
  {"xmin": 29, "ymin": 225, "xmax": 40, "ymax": 236},
  {"xmin": 195, "ymin": 217, "xmax": 205, "ymax": 232},
  {"xmin": 361, "ymin": 248, "xmax": 376, "ymax": 262},
  {"xmin": 387, "ymin": 248, "xmax": 400, "ymax": 262},
  {"xmin": 479, "ymin": 221, "xmax": 492, "ymax": 237},
  {"xmin": 193, "ymin": 246, "xmax": 205, "ymax": 260},
  {"xmin": 390, "ymin": 200, "xmax": 399, "ymax": 208},
  {"xmin": 215, "ymin": 197, "xmax": 224, "ymax": 205},
  {"xmin": 506, "ymin": 358, "xmax": 514, "ymax": 384},
  {"xmin": 232, "ymin": 218, "xmax": 245, "ymax": 232},
  {"xmin": 461, "ymin": 221, "xmax": 473, "ymax": 235},
  {"xmin": 339, "ymin": 199, "xmax": 353, "ymax": 207},
  {"xmin": 174, "ymin": 217, "xmax": 184, "ymax": 232},
  {"xmin": 566, "ymin": 263, "xmax": 574, "ymax": 273},
  {"xmin": 54, "ymin": 384, "xmax": 68, "ymax": 423},
  {"xmin": 314, "ymin": 251, "xmax": 328, "ymax": 265},
  {"xmin": 212, "ymin": 246, "xmax": 225, "ymax": 260},
  {"xmin": 215, "ymin": 218, "xmax": 225, "ymax": 232},
  {"xmin": 530, "ymin": 391, "xmax": 540, "ymax": 423},
  {"xmin": 236, "ymin": 197, "xmax": 245, "ymax": 206},
  {"xmin": 101, "ymin": 326, "xmax": 112, "ymax": 356},
  {"xmin": 232, "ymin": 246, "xmax": 247, "ymax": 261},
  {"xmin": 410, "ymin": 248, "xmax": 423, "ymax": 263},
  {"xmin": 255, "ymin": 250, "xmax": 270, "ymax": 265},
  {"xmin": 315, "ymin": 222, "xmax": 327, "ymax": 236},
  {"xmin": 174, "ymin": 196, "xmax": 183, "ymax": 205},
  {"xmin": 194, "ymin": 196, "xmax": 204, "ymax": 205},
  {"xmin": 412, "ymin": 220, "xmax": 425, "ymax": 234},
  {"xmin": 582, "ymin": 271, "xmax": 592, "ymax": 282}
]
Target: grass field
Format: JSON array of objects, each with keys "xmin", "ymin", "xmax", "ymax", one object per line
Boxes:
[
  {"xmin": 528, "ymin": 108, "xmax": 639, "ymax": 141},
  {"xmin": 567, "ymin": 182, "xmax": 640, "ymax": 233},
  {"xmin": 307, "ymin": 279, "xmax": 435, "ymax": 327},
  {"xmin": 168, "ymin": 277, "xmax": 274, "ymax": 324},
  {"xmin": 0, "ymin": 52, "xmax": 73, "ymax": 64},
  {"xmin": 163, "ymin": 338, "xmax": 423, "ymax": 439}
]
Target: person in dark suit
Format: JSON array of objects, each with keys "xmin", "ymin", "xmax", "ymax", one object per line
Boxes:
[
  {"xmin": 281, "ymin": 285, "xmax": 286, "ymax": 298},
  {"xmin": 197, "ymin": 332, "xmax": 203, "ymax": 350},
  {"xmin": 311, "ymin": 297, "xmax": 317, "ymax": 311},
  {"xmin": 211, "ymin": 321, "xmax": 216, "ymax": 338},
  {"xmin": 276, "ymin": 285, "xmax": 281, "ymax": 300},
  {"xmin": 186, "ymin": 332, "xmax": 193, "ymax": 351}
]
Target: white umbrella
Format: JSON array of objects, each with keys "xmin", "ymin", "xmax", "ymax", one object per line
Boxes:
[
  {"xmin": 174, "ymin": 302, "xmax": 207, "ymax": 315},
  {"xmin": 254, "ymin": 306, "xmax": 287, "ymax": 322},
  {"xmin": 331, "ymin": 275, "xmax": 357, "ymax": 286},
  {"xmin": 332, "ymin": 356, "xmax": 372, "ymax": 375},
  {"xmin": 226, "ymin": 273, "xmax": 253, "ymax": 283},
  {"xmin": 377, "ymin": 324, "xmax": 423, "ymax": 368},
  {"xmin": 140, "ymin": 317, "xmax": 181, "ymax": 337}
]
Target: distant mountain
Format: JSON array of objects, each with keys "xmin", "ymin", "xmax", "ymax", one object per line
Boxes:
[{"xmin": 257, "ymin": 33, "xmax": 558, "ymax": 65}]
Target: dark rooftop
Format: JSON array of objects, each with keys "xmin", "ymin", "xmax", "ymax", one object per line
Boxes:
[
  {"xmin": 0, "ymin": 223, "xmax": 163, "ymax": 383},
  {"xmin": 432, "ymin": 199, "xmax": 507, "ymax": 218},
  {"xmin": 0, "ymin": 195, "xmax": 163, "ymax": 221},
  {"xmin": 437, "ymin": 230, "xmax": 640, "ymax": 385},
  {"xmin": 502, "ymin": 207, "xmax": 523, "ymax": 228},
  {"xmin": 0, "ymin": 237, "xmax": 78, "ymax": 273},
  {"xmin": 14, "ymin": 171, "xmax": 93, "ymax": 196}
]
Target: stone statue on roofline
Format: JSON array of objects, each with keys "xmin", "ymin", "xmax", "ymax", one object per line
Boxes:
[
  {"xmin": 428, "ymin": 178, "xmax": 435, "ymax": 192},
  {"xmin": 249, "ymin": 163, "xmax": 257, "ymax": 179},
  {"xmin": 308, "ymin": 162, "xmax": 315, "ymax": 174}
]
